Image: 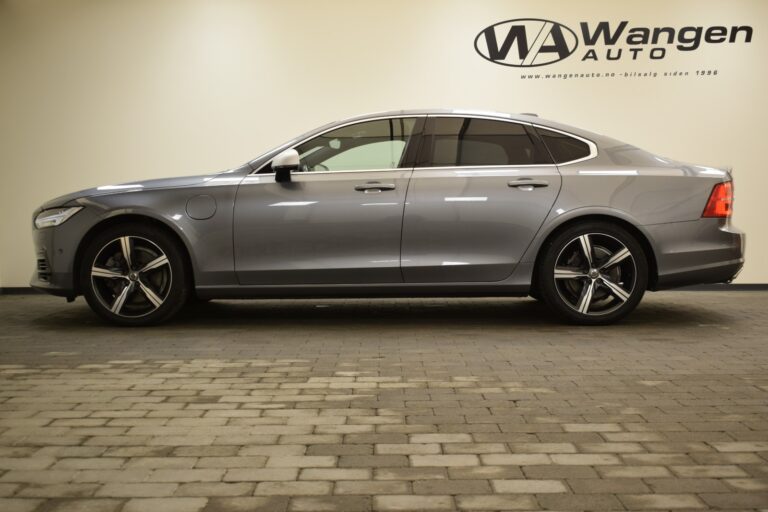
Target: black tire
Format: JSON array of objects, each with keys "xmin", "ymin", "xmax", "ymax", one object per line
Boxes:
[
  {"xmin": 536, "ymin": 221, "xmax": 648, "ymax": 325},
  {"xmin": 79, "ymin": 223, "xmax": 191, "ymax": 326}
]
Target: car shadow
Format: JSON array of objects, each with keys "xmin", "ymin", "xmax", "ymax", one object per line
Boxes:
[
  {"xmin": 26, "ymin": 295, "xmax": 733, "ymax": 334},
  {"xmin": 172, "ymin": 296, "xmax": 729, "ymax": 330}
]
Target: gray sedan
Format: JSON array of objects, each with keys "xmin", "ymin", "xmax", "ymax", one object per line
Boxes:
[{"xmin": 31, "ymin": 110, "xmax": 744, "ymax": 325}]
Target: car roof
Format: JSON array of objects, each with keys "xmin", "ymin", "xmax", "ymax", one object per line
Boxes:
[
  {"xmin": 337, "ymin": 109, "xmax": 608, "ymax": 142},
  {"xmin": 344, "ymin": 108, "xmax": 538, "ymax": 123}
]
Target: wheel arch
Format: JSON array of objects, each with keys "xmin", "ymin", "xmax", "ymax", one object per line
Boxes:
[
  {"xmin": 530, "ymin": 212, "xmax": 659, "ymax": 292},
  {"xmin": 73, "ymin": 213, "xmax": 195, "ymax": 295}
]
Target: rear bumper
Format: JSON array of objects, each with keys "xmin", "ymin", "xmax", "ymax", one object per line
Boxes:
[{"xmin": 648, "ymin": 218, "xmax": 744, "ymax": 290}]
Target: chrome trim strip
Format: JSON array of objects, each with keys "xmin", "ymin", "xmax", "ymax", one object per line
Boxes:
[
  {"xmin": 250, "ymin": 115, "xmax": 425, "ymax": 175},
  {"xmin": 245, "ymin": 168, "xmax": 405, "ymax": 178},
  {"xmin": 249, "ymin": 113, "xmax": 598, "ymax": 176}
]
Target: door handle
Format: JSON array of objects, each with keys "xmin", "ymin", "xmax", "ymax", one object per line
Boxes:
[
  {"xmin": 354, "ymin": 182, "xmax": 396, "ymax": 192},
  {"xmin": 508, "ymin": 179, "xmax": 549, "ymax": 189}
]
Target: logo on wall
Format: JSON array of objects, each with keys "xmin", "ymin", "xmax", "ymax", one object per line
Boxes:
[
  {"xmin": 475, "ymin": 18, "xmax": 753, "ymax": 67},
  {"xmin": 475, "ymin": 19, "xmax": 578, "ymax": 67}
]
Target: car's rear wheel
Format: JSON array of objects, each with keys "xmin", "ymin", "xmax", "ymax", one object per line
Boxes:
[
  {"xmin": 536, "ymin": 222, "xmax": 648, "ymax": 325},
  {"xmin": 79, "ymin": 223, "xmax": 190, "ymax": 326}
]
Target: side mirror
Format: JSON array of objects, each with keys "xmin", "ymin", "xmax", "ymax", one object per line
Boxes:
[{"xmin": 272, "ymin": 149, "xmax": 299, "ymax": 183}]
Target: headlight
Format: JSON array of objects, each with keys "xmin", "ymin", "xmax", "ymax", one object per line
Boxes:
[{"xmin": 34, "ymin": 206, "xmax": 83, "ymax": 229}]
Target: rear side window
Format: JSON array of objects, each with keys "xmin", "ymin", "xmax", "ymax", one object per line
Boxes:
[
  {"xmin": 417, "ymin": 117, "xmax": 552, "ymax": 167},
  {"xmin": 536, "ymin": 127, "xmax": 593, "ymax": 164}
]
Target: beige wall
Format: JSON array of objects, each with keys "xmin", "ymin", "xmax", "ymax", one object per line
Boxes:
[{"xmin": 1, "ymin": 0, "xmax": 766, "ymax": 287}]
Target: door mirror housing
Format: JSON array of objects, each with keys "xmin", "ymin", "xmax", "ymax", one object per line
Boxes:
[{"xmin": 272, "ymin": 149, "xmax": 299, "ymax": 183}]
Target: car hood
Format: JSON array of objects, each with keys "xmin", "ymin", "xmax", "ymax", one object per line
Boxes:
[{"xmin": 39, "ymin": 167, "xmax": 250, "ymax": 211}]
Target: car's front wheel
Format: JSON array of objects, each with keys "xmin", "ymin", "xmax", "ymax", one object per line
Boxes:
[
  {"xmin": 79, "ymin": 223, "xmax": 190, "ymax": 326},
  {"xmin": 536, "ymin": 222, "xmax": 648, "ymax": 325}
]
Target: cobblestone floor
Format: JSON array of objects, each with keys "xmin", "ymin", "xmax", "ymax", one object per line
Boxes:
[{"xmin": 0, "ymin": 292, "xmax": 767, "ymax": 511}]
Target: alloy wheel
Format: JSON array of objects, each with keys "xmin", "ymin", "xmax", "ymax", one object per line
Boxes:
[
  {"xmin": 90, "ymin": 236, "xmax": 172, "ymax": 318},
  {"xmin": 553, "ymin": 232, "xmax": 637, "ymax": 316}
]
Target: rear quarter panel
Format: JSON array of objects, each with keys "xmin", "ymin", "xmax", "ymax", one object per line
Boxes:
[{"xmin": 509, "ymin": 134, "xmax": 732, "ymax": 287}]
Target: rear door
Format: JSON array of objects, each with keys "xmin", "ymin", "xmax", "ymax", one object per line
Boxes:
[{"xmin": 401, "ymin": 116, "xmax": 561, "ymax": 282}]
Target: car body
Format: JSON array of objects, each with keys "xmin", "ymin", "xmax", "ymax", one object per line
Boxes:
[{"xmin": 31, "ymin": 109, "xmax": 744, "ymax": 325}]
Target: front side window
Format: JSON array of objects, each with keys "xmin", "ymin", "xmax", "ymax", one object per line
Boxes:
[
  {"xmin": 417, "ymin": 117, "xmax": 551, "ymax": 167},
  {"xmin": 289, "ymin": 118, "xmax": 417, "ymax": 172}
]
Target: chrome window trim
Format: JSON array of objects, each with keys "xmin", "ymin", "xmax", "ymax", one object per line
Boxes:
[
  {"xmin": 250, "ymin": 113, "xmax": 598, "ymax": 176},
  {"xmin": 244, "ymin": 167, "xmax": 405, "ymax": 179},
  {"xmin": 251, "ymin": 115, "xmax": 425, "ymax": 175}
]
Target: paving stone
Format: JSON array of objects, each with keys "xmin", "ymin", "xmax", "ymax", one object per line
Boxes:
[
  {"xmin": 147, "ymin": 468, "xmax": 225, "ymax": 482},
  {"xmin": 17, "ymin": 484, "xmax": 99, "ymax": 498},
  {"xmin": 373, "ymin": 495, "xmax": 453, "ymax": 511},
  {"xmin": 175, "ymin": 482, "xmax": 254, "ymax": 496},
  {"xmin": 699, "ymin": 492, "xmax": 768, "ymax": 508},
  {"xmin": 46, "ymin": 499, "xmax": 124, "ymax": 512},
  {"xmin": 409, "ymin": 434, "xmax": 472, "ymax": 443},
  {"xmin": 480, "ymin": 454, "xmax": 550, "ymax": 465},
  {"xmin": 374, "ymin": 468, "xmax": 446, "ymax": 481},
  {"xmin": 203, "ymin": 496, "xmax": 288, "ymax": 512},
  {"xmin": 597, "ymin": 465, "xmax": 673, "ymax": 478},
  {"xmin": 410, "ymin": 455, "xmax": 479, "ymax": 467},
  {"xmin": 334, "ymin": 481, "xmax": 409, "ymax": 495},
  {"xmin": 550, "ymin": 453, "xmax": 621, "ymax": 465},
  {"xmin": 442, "ymin": 443, "xmax": 507, "ymax": 454},
  {"xmin": 508, "ymin": 442, "xmax": 576, "ymax": 453},
  {"xmin": 339, "ymin": 455, "xmax": 408, "ymax": 468},
  {"xmin": 536, "ymin": 493, "xmax": 623, "ymax": 510},
  {"xmin": 491, "ymin": 478, "xmax": 567, "ymax": 493},
  {"xmin": 95, "ymin": 483, "xmax": 178, "ymax": 497},
  {"xmin": 619, "ymin": 493, "xmax": 705, "ymax": 509},
  {"xmin": 449, "ymin": 466, "xmax": 524, "ymax": 479},
  {"xmin": 670, "ymin": 464, "xmax": 750, "ymax": 478},
  {"xmin": 224, "ymin": 469, "xmax": 298, "ymax": 482},
  {"xmin": 289, "ymin": 496, "xmax": 371, "ymax": 511},
  {"xmin": 412, "ymin": 478, "xmax": 491, "ymax": 494},
  {"xmin": 254, "ymin": 481, "xmax": 332, "ymax": 496},
  {"xmin": 724, "ymin": 477, "xmax": 768, "ymax": 491},
  {"xmin": 455, "ymin": 494, "xmax": 537, "ymax": 510},
  {"xmin": 375, "ymin": 443, "xmax": 440, "ymax": 455},
  {"xmin": 0, "ymin": 499, "xmax": 45, "ymax": 512},
  {"xmin": 122, "ymin": 497, "xmax": 207, "ymax": 512}
]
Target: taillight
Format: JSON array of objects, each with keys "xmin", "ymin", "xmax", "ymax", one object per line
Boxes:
[{"xmin": 702, "ymin": 181, "xmax": 733, "ymax": 218}]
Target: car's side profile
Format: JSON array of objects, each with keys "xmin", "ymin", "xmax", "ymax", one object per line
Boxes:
[{"xmin": 31, "ymin": 109, "xmax": 744, "ymax": 325}]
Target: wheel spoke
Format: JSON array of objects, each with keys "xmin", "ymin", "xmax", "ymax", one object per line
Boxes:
[
  {"xmin": 578, "ymin": 234, "xmax": 594, "ymax": 267},
  {"xmin": 576, "ymin": 280, "xmax": 595, "ymax": 314},
  {"xmin": 138, "ymin": 281, "xmax": 163, "ymax": 309},
  {"xmin": 139, "ymin": 255, "xmax": 169, "ymax": 274},
  {"xmin": 599, "ymin": 247, "xmax": 630, "ymax": 271},
  {"xmin": 119, "ymin": 236, "xmax": 133, "ymax": 269},
  {"xmin": 601, "ymin": 276, "xmax": 630, "ymax": 302},
  {"xmin": 110, "ymin": 283, "xmax": 133, "ymax": 314},
  {"xmin": 554, "ymin": 267, "xmax": 587, "ymax": 280},
  {"xmin": 92, "ymin": 266, "xmax": 126, "ymax": 279}
]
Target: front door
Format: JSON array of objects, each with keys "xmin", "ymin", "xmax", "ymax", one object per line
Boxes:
[
  {"xmin": 234, "ymin": 117, "xmax": 419, "ymax": 285},
  {"xmin": 401, "ymin": 116, "xmax": 561, "ymax": 282}
]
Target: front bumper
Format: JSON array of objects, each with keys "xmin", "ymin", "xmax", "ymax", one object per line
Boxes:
[
  {"xmin": 30, "ymin": 223, "xmax": 77, "ymax": 297},
  {"xmin": 648, "ymin": 218, "xmax": 745, "ymax": 290},
  {"xmin": 29, "ymin": 205, "xmax": 98, "ymax": 297}
]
